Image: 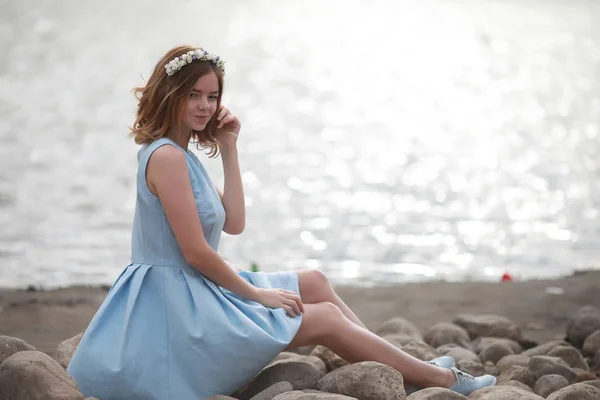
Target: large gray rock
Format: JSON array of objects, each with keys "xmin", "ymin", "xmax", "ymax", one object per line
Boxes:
[
  {"xmin": 473, "ymin": 337, "xmax": 522, "ymax": 355},
  {"xmin": 582, "ymin": 330, "xmax": 600, "ymax": 357},
  {"xmin": 406, "ymin": 387, "xmax": 467, "ymax": 399},
  {"xmin": 479, "ymin": 342, "xmax": 516, "ymax": 364},
  {"xmin": 468, "ymin": 386, "xmax": 544, "ymax": 399},
  {"xmin": 496, "ymin": 365, "xmax": 534, "ymax": 388},
  {"xmin": 0, "ymin": 350, "xmax": 84, "ymax": 399},
  {"xmin": 546, "ymin": 345, "xmax": 589, "ymax": 371},
  {"xmin": 522, "ymin": 340, "xmax": 570, "ymax": 357},
  {"xmin": 453, "ymin": 315, "xmax": 522, "ymax": 342},
  {"xmin": 401, "ymin": 341, "xmax": 438, "ymax": 361},
  {"xmin": 423, "ymin": 323, "xmax": 472, "ymax": 350},
  {"xmin": 593, "ymin": 350, "xmax": 600, "ymax": 372},
  {"xmin": 533, "ymin": 374, "xmax": 570, "ymax": 398},
  {"xmin": 496, "ymin": 354, "xmax": 531, "ymax": 373},
  {"xmin": 500, "ymin": 380, "xmax": 533, "ymax": 392},
  {"xmin": 0, "ymin": 336, "xmax": 36, "ymax": 364},
  {"xmin": 273, "ymin": 391, "xmax": 356, "ymax": 400},
  {"xmin": 270, "ymin": 354, "xmax": 327, "ymax": 376},
  {"xmin": 582, "ymin": 380, "xmax": 600, "ymax": 390},
  {"xmin": 54, "ymin": 332, "xmax": 83, "ymax": 369},
  {"xmin": 566, "ymin": 305, "xmax": 600, "ymax": 348},
  {"xmin": 529, "ymin": 355, "xmax": 577, "ymax": 382},
  {"xmin": 309, "ymin": 346, "xmax": 348, "ymax": 372},
  {"xmin": 318, "ymin": 361, "xmax": 405, "ymax": 400},
  {"xmin": 376, "ymin": 317, "xmax": 423, "ymax": 341},
  {"xmin": 238, "ymin": 360, "xmax": 325, "ymax": 400},
  {"xmin": 456, "ymin": 359, "xmax": 485, "ymax": 377},
  {"xmin": 436, "ymin": 344, "xmax": 480, "ymax": 364},
  {"xmin": 250, "ymin": 382, "xmax": 294, "ymax": 400},
  {"xmin": 546, "ymin": 382, "xmax": 600, "ymax": 400}
]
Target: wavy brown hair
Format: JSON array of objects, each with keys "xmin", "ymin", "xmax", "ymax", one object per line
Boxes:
[{"xmin": 129, "ymin": 45, "xmax": 224, "ymax": 157}]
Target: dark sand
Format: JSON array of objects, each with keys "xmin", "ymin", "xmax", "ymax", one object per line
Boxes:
[{"xmin": 1, "ymin": 271, "xmax": 599, "ymax": 355}]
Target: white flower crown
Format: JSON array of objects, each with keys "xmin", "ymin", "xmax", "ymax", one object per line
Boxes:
[{"xmin": 164, "ymin": 48, "xmax": 226, "ymax": 76}]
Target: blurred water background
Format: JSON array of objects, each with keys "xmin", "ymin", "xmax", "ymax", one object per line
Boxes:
[{"xmin": 0, "ymin": 0, "xmax": 599, "ymax": 289}]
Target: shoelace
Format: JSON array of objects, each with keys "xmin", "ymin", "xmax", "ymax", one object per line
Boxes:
[{"xmin": 451, "ymin": 367, "xmax": 475, "ymax": 385}]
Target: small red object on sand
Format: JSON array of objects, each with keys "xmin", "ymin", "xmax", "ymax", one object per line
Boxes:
[{"xmin": 501, "ymin": 272, "xmax": 513, "ymax": 282}]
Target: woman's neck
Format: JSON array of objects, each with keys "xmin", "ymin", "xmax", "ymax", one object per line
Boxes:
[{"xmin": 166, "ymin": 129, "xmax": 192, "ymax": 151}]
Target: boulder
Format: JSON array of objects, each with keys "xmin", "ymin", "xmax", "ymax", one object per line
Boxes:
[
  {"xmin": 376, "ymin": 317, "xmax": 423, "ymax": 341},
  {"xmin": 270, "ymin": 355, "xmax": 327, "ymax": 376},
  {"xmin": 237, "ymin": 359, "xmax": 325, "ymax": 400},
  {"xmin": 582, "ymin": 330, "xmax": 600, "ymax": 357},
  {"xmin": 406, "ymin": 387, "xmax": 468, "ymax": 399},
  {"xmin": 593, "ymin": 350, "xmax": 600, "ymax": 372},
  {"xmin": 423, "ymin": 323, "xmax": 472, "ymax": 350},
  {"xmin": 546, "ymin": 382, "xmax": 600, "ymax": 400},
  {"xmin": 468, "ymin": 385, "xmax": 544, "ymax": 399},
  {"xmin": 473, "ymin": 337, "xmax": 522, "ymax": 355},
  {"xmin": 250, "ymin": 382, "xmax": 294, "ymax": 400},
  {"xmin": 582, "ymin": 380, "xmax": 600, "ymax": 390},
  {"xmin": 456, "ymin": 359, "xmax": 485, "ymax": 377},
  {"xmin": 401, "ymin": 341, "xmax": 438, "ymax": 361},
  {"xmin": 453, "ymin": 315, "xmax": 522, "ymax": 342},
  {"xmin": 573, "ymin": 368, "xmax": 596, "ymax": 383},
  {"xmin": 547, "ymin": 345, "xmax": 589, "ymax": 371},
  {"xmin": 436, "ymin": 344, "xmax": 480, "ymax": 364},
  {"xmin": 273, "ymin": 391, "xmax": 356, "ymax": 400},
  {"xmin": 496, "ymin": 365, "xmax": 534, "ymax": 387},
  {"xmin": 54, "ymin": 332, "xmax": 83, "ymax": 369},
  {"xmin": 522, "ymin": 340, "xmax": 570, "ymax": 357},
  {"xmin": 501, "ymin": 380, "xmax": 533, "ymax": 392},
  {"xmin": 496, "ymin": 354, "xmax": 531, "ymax": 373},
  {"xmin": 0, "ymin": 336, "xmax": 36, "ymax": 364},
  {"xmin": 0, "ymin": 350, "xmax": 84, "ymax": 400},
  {"xmin": 479, "ymin": 342, "xmax": 516, "ymax": 364},
  {"xmin": 317, "ymin": 361, "xmax": 405, "ymax": 400},
  {"xmin": 484, "ymin": 361, "xmax": 499, "ymax": 377},
  {"xmin": 529, "ymin": 355, "xmax": 577, "ymax": 382},
  {"xmin": 309, "ymin": 346, "xmax": 348, "ymax": 372},
  {"xmin": 533, "ymin": 374, "xmax": 570, "ymax": 398},
  {"xmin": 566, "ymin": 305, "xmax": 600, "ymax": 348}
]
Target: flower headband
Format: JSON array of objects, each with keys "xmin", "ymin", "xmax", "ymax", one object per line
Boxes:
[{"xmin": 165, "ymin": 48, "xmax": 226, "ymax": 76}]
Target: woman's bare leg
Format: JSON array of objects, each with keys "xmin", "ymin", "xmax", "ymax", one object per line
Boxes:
[
  {"xmin": 284, "ymin": 302, "xmax": 455, "ymax": 388},
  {"xmin": 296, "ymin": 269, "xmax": 367, "ymax": 329}
]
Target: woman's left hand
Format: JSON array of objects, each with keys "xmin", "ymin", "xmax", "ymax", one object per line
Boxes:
[{"xmin": 215, "ymin": 105, "xmax": 241, "ymax": 150}]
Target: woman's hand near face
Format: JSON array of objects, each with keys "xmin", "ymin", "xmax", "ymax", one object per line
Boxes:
[{"xmin": 215, "ymin": 105, "xmax": 240, "ymax": 150}]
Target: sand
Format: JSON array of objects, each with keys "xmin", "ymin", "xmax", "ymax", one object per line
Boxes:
[{"xmin": 0, "ymin": 270, "xmax": 599, "ymax": 355}]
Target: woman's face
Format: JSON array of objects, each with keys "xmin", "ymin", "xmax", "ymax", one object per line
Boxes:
[{"xmin": 181, "ymin": 71, "xmax": 219, "ymax": 133}]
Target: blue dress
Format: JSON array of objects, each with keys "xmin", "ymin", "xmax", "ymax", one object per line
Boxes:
[{"xmin": 67, "ymin": 137, "xmax": 303, "ymax": 399}]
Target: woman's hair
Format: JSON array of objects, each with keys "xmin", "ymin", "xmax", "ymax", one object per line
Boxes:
[{"xmin": 129, "ymin": 45, "xmax": 224, "ymax": 157}]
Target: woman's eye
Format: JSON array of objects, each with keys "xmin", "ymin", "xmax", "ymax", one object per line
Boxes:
[
  {"xmin": 189, "ymin": 93, "xmax": 197, "ymax": 98},
  {"xmin": 209, "ymin": 95, "xmax": 218, "ymax": 100}
]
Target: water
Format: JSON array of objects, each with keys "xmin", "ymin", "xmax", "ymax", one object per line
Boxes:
[{"xmin": 1, "ymin": 0, "xmax": 599, "ymax": 289}]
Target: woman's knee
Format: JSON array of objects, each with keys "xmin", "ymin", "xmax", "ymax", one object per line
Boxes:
[{"xmin": 314, "ymin": 302, "xmax": 346, "ymax": 332}]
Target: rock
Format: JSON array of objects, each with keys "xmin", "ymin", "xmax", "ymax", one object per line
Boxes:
[
  {"xmin": 423, "ymin": 323, "xmax": 472, "ymax": 350},
  {"xmin": 546, "ymin": 382, "xmax": 600, "ymax": 400},
  {"xmin": 547, "ymin": 345, "xmax": 589, "ymax": 371},
  {"xmin": 453, "ymin": 314, "xmax": 522, "ymax": 342},
  {"xmin": 270, "ymin": 355, "xmax": 327, "ymax": 376},
  {"xmin": 382, "ymin": 334, "xmax": 419, "ymax": 348},
  {"xmin": 54, "ymin": 332, "xmax": 83, "ymax": 369},
  {"xmin": 582, "ymin": 330, "xmax": 600, "ymax": 357},
  {"xmin": 566, "ymin": 305, "xmax": 600, "ymax": 348},
  {"xmin": 468, "ymin": 385, "xmax": 544, "ymax": 399},
  {"xmin": 401, "ymin": 341, "xmax": 438, "ymax": 361},
  {"xmin": 250, "ymin": 382, "xmax": 294, "ymax": 400},
  {"xmin": 480, "ymin": 342, "xmax": 516, "ymax": 364},
  {"xmin": 376, "ymin": 317, "xmax": 423, "ymax": 341},
  {"xmin": 533, "ymin": 374, "xmax": 570, "ymax": 398},
  {"xmin": 406, "ymin": 387, "xmax": 468, "ymax": 399},
  {"xmin": 473, "ymin": 337, "xmax": 522, "ymax": 355},
  {"xmin": 238, "ymin": 360, "xmax": 325, "ymax": 400},
  {"xmin": 484, "ymin": 361, "xmax": 499, "ymax": 376},
  {"xmin": 0, "ymin": 336, "xmax": 36, "ymax": 364},
  {"xmin": 456, "ymin": 359, "xmax": 485, "ymax": 377},
  {"xmin": 273, "ymin": 391, "xmax": 356, "ymax": 400},
  {"xmin": 496, "ymin": 354, "xmax": 531, "ymax": 373},
  {"xmin": 436, "ymin": 344, "xmax": 480, "ymax": 364},
  {"xmin": 573, "ymin": 368, "xmax": 597, "ymax": 382},
  {"xmin": 501, "ymin": 380, "xmax": 533, "ymax": 392},
  {"xmin": 583, "ymin": 380, "xmax": 600, "ymax": 390},
  {"xmin": 317, "ymin": 361, "xmax": 405, "ymax": 400},
  {"xmin": 529, "ymin": 355, "xmax": 577, "ymax": 382},
  {"xmin": 496, "ymin": 365, "xmax": 534, "ymax": 387},
  {"xmin": 309, "ymin": 346, "xmax": 349, "ymax": 372},
  {"xmin": 522, "ymin": 340, "xmax": 571, "ymax": 357},
  {"xmin": 290, "ymin": 346, "xmax": 316, "ymax": 356},
  {"xmin": 593, "ymin": 350, "xmax": 600, "ymax": 372},
  {"xmin": 0, "ymin": 350, "xmax": 84, "ymax": 399}
]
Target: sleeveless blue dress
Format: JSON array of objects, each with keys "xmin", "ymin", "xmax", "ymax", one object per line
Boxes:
[{"xmin": 67, "ymin": 137, "xmax": 303, "ymax": 399}]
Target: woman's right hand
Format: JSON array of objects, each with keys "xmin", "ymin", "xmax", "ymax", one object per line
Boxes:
[{"xmin": 254, "ymin": 288, "xmax": 305, "ymax": 317}]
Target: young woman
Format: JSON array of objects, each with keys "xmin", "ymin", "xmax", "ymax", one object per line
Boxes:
[{"xmin": 66, "ymin": 45, "xmax": 496, "ymax": 399}]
